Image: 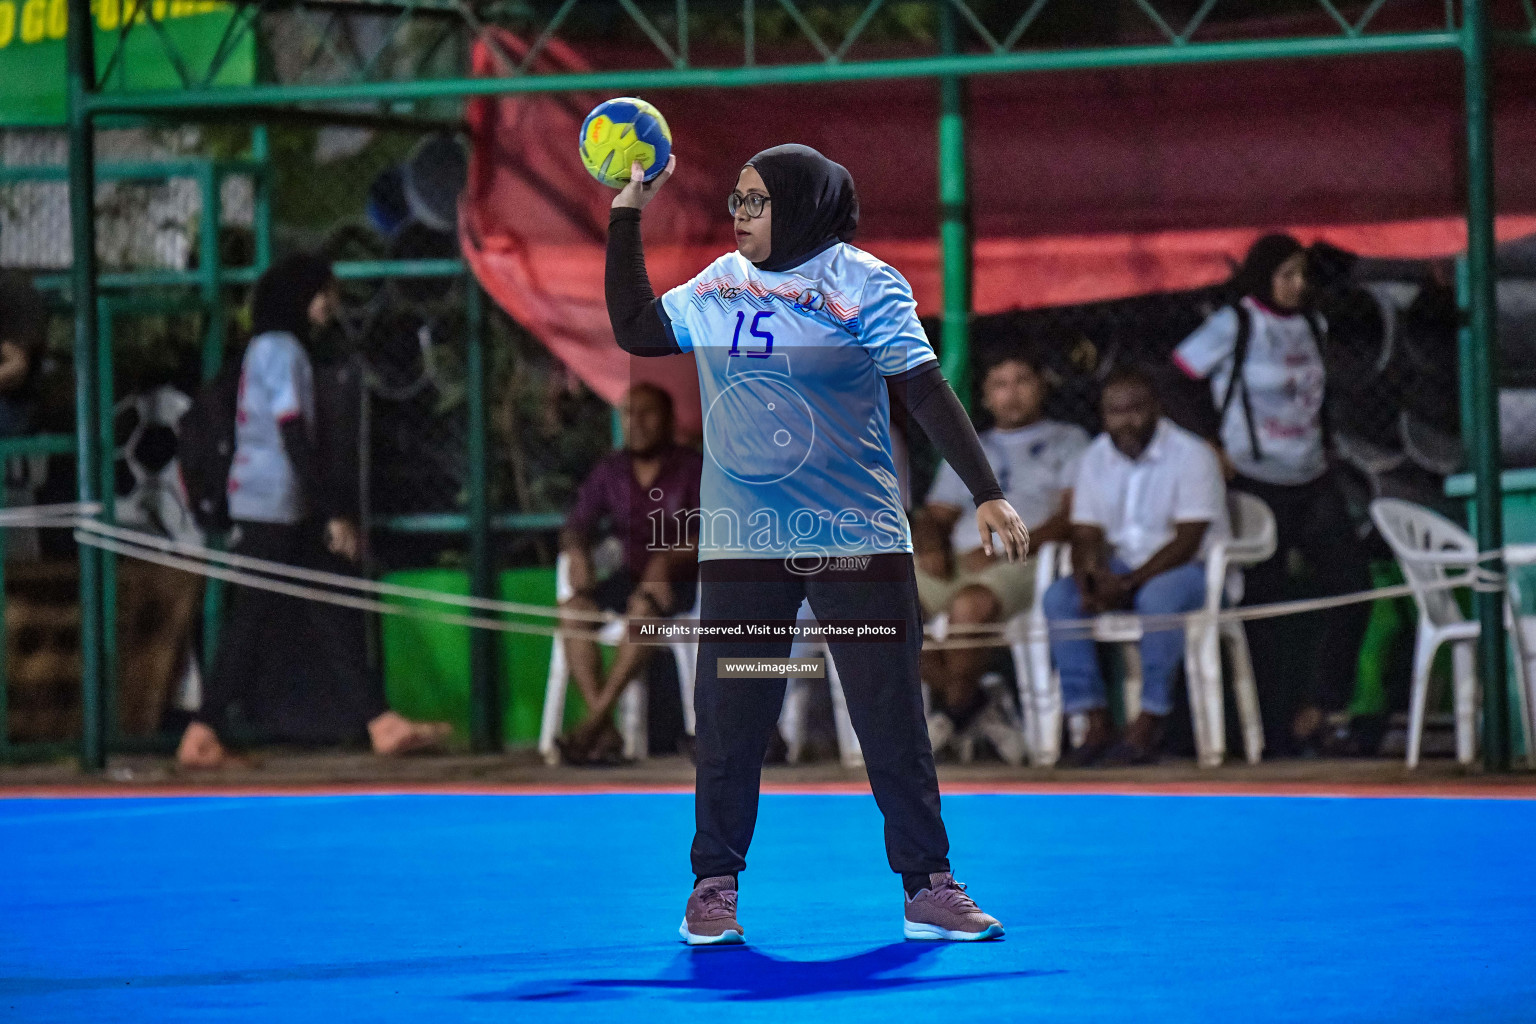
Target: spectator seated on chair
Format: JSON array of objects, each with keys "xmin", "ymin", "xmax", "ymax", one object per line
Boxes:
[
  {"xmin": 1043, "ymin": 366, "xmax": 1229, "ymax": 767},
  {"xmin": 558, "ymin": 383, "xmax": 701, "ymax": 765},
  {"xmin": 913, "ymin": 350, "xmax": 1088, "ymax": 764}
]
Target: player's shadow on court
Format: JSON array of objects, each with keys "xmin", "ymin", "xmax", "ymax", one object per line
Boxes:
[{"xmin": 479, "ymin": 942, "xmax": 1061, "ymax": 1002}]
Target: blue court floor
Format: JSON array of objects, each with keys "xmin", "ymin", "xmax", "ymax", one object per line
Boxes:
[{"xmin": 3, "ymin": 789, "xmax": 1534, "ymax": 1023}]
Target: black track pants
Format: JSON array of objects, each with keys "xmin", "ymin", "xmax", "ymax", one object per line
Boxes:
[
  {"xmin": 197, "ymin": 520, "xmax": 388, "ymax": 744},
  {"xmin": 1235, "ymin": 472, "xmax": 1373, "ymax": 733},
  {"xmin": 689, "ymin": 553, "xmax": 950, "ymax": 882}
]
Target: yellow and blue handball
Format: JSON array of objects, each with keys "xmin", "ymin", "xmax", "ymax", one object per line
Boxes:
[{"xmin": 579, "ymin": 97, "xmax": 672, "ymax": 188}]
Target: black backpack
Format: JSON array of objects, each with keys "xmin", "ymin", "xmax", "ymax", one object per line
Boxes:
[{"xmin": 176, "ymin": 362, "xmax": 242, "ymax": 533}]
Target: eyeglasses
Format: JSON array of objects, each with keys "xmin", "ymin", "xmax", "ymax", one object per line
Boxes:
[{"xmin": 727, "ymin": 191, "xmax": 771, "ymax": 219}]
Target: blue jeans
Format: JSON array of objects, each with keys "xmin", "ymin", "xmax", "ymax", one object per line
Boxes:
[{"xmin": 1042, "ymin": 559, "xmax": 1208, "ymax": 716}]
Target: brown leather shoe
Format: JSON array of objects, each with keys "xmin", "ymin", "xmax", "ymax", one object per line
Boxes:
[
  {"xmin": 1102, "ymin": 711, "xmax": 1167, "ymax": 766},
  {"xmin": 556, "ymin": 719, "xmax": 625, "ymax": 766},
  {"xmin": 585, "ymin": 721, "xmax": 627, "ymax": 765},
  {"xmin": 1067, "ymin": 708, "xmax": 1116, "ymax": 767}
]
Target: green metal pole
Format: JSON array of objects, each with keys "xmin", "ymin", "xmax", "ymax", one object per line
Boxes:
[
  {"xmin": 937, "ymin": 2, "xmax": 973, "ymax": 407},
  {"xmin": 196, "ymin": 163, "xmax": 227, "ymax": 672},
  {"xmin": 66, "ymin": 0, "xmax": 105, "ymax": 772},
  {"xmin": 465, "ymin": 279, "xmax": 500, "ymax": 752},
  {"xmin": 1461, "ymin": 0, "xmax": 1509, "ymax": 771},
  {"xmin": 0, "ymin": 159, "xmax": 267, "ymax": 183},
  {"xmin": 251, "ymin": 126, "xmax": 273, "ymax": 272},
  {"xmin": 83, "ymin": 31, "xmax": 1464, "ymax": 114},
  {"xmin": 96, "ymin": 298, "xmax": 119, "ymax": 749}
]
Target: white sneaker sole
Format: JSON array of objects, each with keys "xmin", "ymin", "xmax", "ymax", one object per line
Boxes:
[
  {"xmin": 678, "ymin": 920, "xmax": 745, "ymax": 946},
  {"xmin": 903, "ymin": 920, "xmax": 1005, "ymax": 941}
]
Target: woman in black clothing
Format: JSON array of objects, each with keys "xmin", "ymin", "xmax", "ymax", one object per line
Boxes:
[
  {"xmin": 177, "ymin": 255, "xmax": 450, "ymax": 768},
  {"xmin": 607, "ymin": 148, "xmax": 1027, "ymax": 944},
  {"xmin": 1172, "ymin": 234, "xmax": 1373, "ymax": 754}
]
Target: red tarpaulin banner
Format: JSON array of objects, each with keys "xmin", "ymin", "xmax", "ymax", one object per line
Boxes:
[{"xmin": 461, "ymin": 32, "xmax": 1536, "ymax": 435}]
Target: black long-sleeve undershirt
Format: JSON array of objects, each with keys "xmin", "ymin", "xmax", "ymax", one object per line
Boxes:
[
  {"xmin": 279, "ymin": 417, "xmax": 333, "ymax": 522},
  {"xmin": 606, "ymin": 207, "xmax": 682, "ymax": 356},
  {"xmin": 605, "ymin": 207, "xmax": 1003, "ymax": 507},
  {"xmin": 887, "ymin": 363, "xmax": 1004, "ymax": 508}
]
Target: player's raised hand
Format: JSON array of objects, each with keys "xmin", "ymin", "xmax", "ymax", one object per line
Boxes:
[
  {"xmin": 976, "ymin": 498, "xmax": 1031, "ymax": 563},
  {"xmin": 612, "ymin": 154, "xmax": 676, "ymax": 211}
]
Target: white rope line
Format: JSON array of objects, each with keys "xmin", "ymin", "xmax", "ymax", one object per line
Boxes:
[
  {"xmin": 70, "ymin": 517, "xmax": 618, "ymax": 624},
  {"xmin": 972, "ymin": 572, "xmax": 1497, "ymax": 640},
  {"xmin": 0, "ymin": 504, "xmax": 1516, "ymax": 651},
  {"xmin": 922, "ymin": 575, "xmax": 1490, "ymax": 650},
  {"xmin": 72, "ymin": 523, "xmax": 1519, "ymax": 650},
  {"xmin": 0, "ymin": 502, "xmax": 102, "ymax": 525},
  {"xmin": 77, "ymin": 531, "xmax": 611, "ymax": 643}
]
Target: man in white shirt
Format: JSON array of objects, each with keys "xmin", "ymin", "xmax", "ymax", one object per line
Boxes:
[
  {"xmin": 914, "ymin": 352, "xmax": 1088, "ymax": 764},
  {"xmin": 1042, "ymin": 367, "xmax": 1229, "ymax": 766}
]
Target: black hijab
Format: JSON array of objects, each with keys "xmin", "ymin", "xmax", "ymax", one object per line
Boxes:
[
  {"xmin": 251, "ymin": 253, "xmax": 335, "ymax": 342},
  {"xmin": 1231, "ymin": 233, "xmax": 1306, "ymax": 312},
  {"xmin": 744, "ymin": 144, "xmax": 859, "ymax": 273}
]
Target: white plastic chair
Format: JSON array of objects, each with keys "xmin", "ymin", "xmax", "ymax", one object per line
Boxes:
[
  {"xmin": 538, "ymin": 537, "xmax": 699, "ymax": 764},
  {"xmin": 1001, "ymin": 546, "xmax": 1070, "ymax": 766},
  {"xmin": 1369, "ymin": 498, "xmax": 1536, "ymax": 768},
  {"xmin": 1015, "ymin": 491, "xmax": 1277, "ymax": 768},
  {"xmin": 1192, "ymin": 490, "xmax": 1277, "ymax": 766}
]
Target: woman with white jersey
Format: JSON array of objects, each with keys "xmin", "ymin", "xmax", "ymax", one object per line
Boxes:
[
  {"xmin": 177, "ymin": 254, "xmax": 450, "ymax": 769},
  {"xmin": 1173, "ymin": 234, "xmax": 1372, "ymax": 755},
  {"xmin": 606, "ymin": 145, "xmax": 1027, "ymax": 945}
]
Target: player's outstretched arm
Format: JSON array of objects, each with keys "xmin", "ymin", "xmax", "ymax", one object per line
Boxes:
[{"xmin": 606, "ymin": 157, "xmax": 682, "ymax": 357}]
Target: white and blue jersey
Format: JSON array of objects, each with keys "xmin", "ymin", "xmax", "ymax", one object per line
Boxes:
[
  {"xmin": 228, "ymin": 331, "xmax": 315, "ymax": 525},
  {"xmin": 659, "ymin": 244, "xmax": 937, "ymax": 562}
]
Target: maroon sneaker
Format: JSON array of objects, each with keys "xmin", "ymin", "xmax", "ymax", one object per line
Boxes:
[
  {"xmin": 679, "ymin": 876, "xmax": 745, "ymax": 946},
  {"xmin": 903, "ymin": 872, "xmax": 1004, "ymax": 941}
]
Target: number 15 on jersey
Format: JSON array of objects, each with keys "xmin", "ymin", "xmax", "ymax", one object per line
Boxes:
[{"xmin": 729, "ymin": 311, "xmax": 774, "ymax": 357}]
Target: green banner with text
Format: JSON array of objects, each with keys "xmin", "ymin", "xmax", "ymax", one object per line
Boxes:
[{"xmin": 0, "ymin": 0, "xmax": 256, "ymax": 126}]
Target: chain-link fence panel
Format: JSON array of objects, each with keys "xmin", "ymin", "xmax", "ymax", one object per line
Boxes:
[
  {"xmin": 1, "ymin": 128, "xmax": 254, "ymax": 272},
  {"xmin": 321, "ymin": 232, "xmax": 469, "ymax": 524},
  {"xmin": 905, "ymin": 244, "xmax": 1480, "ymax": 550}
]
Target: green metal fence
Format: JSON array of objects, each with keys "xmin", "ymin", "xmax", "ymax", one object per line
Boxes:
[
  {"xmin": 8, "ymin": 0, "xmax": 1528, "ymax": 769},
  {"xmin": 0, "ymin": 144, "xmax": 524, "ymax": 760}
]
